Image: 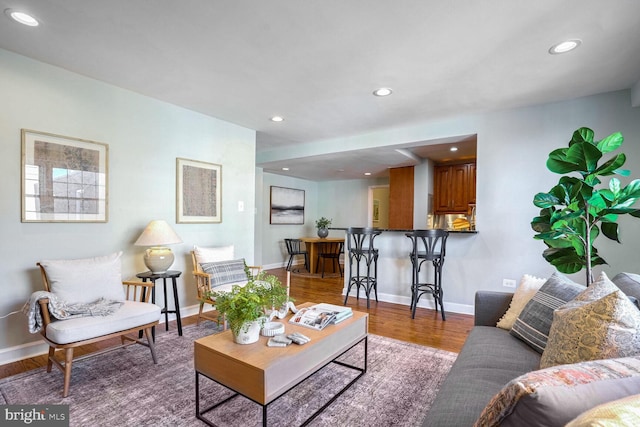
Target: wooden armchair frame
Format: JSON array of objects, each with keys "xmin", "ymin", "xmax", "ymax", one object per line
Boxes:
[
  {"xmin": 190, "ymin": 251, "xmax": 261, "ymax": 327},
  {"xmin": 36, "ymin": 263, "xmax": 159, "ymax": 397}
]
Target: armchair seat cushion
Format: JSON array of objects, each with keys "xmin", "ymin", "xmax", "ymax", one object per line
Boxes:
[{"xmin": 46, "ymin": 301, "xmax": 161, "ymax": 344}]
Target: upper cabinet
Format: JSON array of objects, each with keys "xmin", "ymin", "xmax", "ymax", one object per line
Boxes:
[{"xmin": 434, "ymin": 162, "xmax": 476, "ymax": 214}]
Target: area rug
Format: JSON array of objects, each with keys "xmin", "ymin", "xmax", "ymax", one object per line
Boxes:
[{"xmin": 0, "ymin": 324, "xmax": 457, "ymax": 426}]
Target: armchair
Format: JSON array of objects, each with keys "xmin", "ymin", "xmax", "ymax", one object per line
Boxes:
[
  {"xmin": 191, "ymin": 245, "xmax": 261, "ymax": 326},
  {"xmin": 34, "ymin": 252, "xmax": 160, "ymax": 397}
]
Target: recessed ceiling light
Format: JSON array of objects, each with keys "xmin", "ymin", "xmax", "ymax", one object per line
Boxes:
[
  {"xmin": 282, "ymin": 167, "xmax": 289, "ymax": 171},
  {"xmin": 5, "ymin": 9, "xmax": 39, "ymax": 26},
  {"xmin": 549, "ymin": 39, "xmax": 581, "ymax": 55},
  {"xmin": 450, "ymin": 147, "xmax": 458, "ymax": 152},
  {"xmin": 270, "ymin": 116, "xmax": 284, "ymax": 122},
  {"xmin": 364, "ymin": 172, "xmax": 372, "ymax": 176},
  {"xmin": 373, "ymin": 88, "xmax": 393, "ymax": 97}
]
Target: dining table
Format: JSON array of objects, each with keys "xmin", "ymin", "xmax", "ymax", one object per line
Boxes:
[{"xmin": 299, "ymin": 236, "xmax": 345, "ymax": 274}]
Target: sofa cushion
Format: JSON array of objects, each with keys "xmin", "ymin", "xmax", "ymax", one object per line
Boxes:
[
  {"xmin": 39, "ymin": 252, "xmax": 125, "ymax": 304},
  {"xmin": 612, "ymin": 272, "xmax": 640, "ymax": 303},
  {"xmin": 46, "ymin": 301, "xmax": 161, "ymax": 344},
  {"xmin": 510, "ymin": 272, "xmax": 585, "ymax": 353},
  {"xmin": 540, "ymin": 273, "xmax": 640, "ymax": 368},
  {"xmin": 422, "ymin": 326, "xmax": 540, "ymax": 427},
  {"xmin": 496, "ymin": 274, "xmax": 546, "ymax": 330},
  {"xmin": 200, "ymin": 258, "xmax": 248, "ymax": 288},
  {"xmin": 566, "ymin": 393, "xmax": 640, "ymax": 427},
  {"xmin": 474, "ymin": 357, "xmax": 640, "ymax": 427}
]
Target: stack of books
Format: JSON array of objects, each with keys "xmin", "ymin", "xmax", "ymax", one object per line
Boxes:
[
  {"xmin": 310, "ymin": 303, "xmax": 353, "ymax": 324},
  {"xmin": 288, "ymin": 303, "xmax": 353, "ymax": 330}
]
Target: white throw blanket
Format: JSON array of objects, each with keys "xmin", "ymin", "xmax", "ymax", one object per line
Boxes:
[{"xmin": 22, "ymin": 291, "xmax": 124, "ymax": 334}]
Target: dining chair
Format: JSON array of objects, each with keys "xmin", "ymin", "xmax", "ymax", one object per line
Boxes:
[
  {"xmin": 284, "ymin": 238, "xmax": 308, "ymax": 272},
  {"xmin": 315, "ymin": 241, "xmax": 344, "ymax": 278}
]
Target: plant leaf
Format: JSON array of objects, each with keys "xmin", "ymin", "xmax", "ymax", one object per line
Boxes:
[
  {"xmin": 601, "ymin": 222, "xmax": 620, "ymax": 242},
  {"xmin": 571, "ymin": 127, "xmax": 595, "ymax": 145},
  {"xmin": 596, "ymin": 132, "xmax": 623, "ymax": 153}
]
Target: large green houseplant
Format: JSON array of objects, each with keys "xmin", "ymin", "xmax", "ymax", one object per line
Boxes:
[
  {"xmin": 207, "ymin": 268, "xmax": 289, "ymax": 343},
  {"xmin": 531, "ymin": 127, "xmax": 640, "ymax": 285}
]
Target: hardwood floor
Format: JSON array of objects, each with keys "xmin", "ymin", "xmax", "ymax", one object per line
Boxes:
[{"xmin": 0, "ymin": 267, "xmax": 474, "ymax": 379}]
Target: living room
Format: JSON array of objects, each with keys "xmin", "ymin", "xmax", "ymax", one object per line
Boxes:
[{"xmin": 2, "ymin": 2, "xmax": 640, "ymax": 425}]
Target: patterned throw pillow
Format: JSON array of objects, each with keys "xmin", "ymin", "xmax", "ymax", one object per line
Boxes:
[
  {"xmin": 200, "ymin": 258, "xmax": 248, "ymax": 288},
  {"xmin": 540, "ymin": 272, "xmax": 640, "ymax": 368},
  {"xmin": 474, "ymin": 357, "xmax": 640, "ymax": 427},
  {"xmin": 510, "ymin": 272, "xmax": 585, "ymax": 353},
  {"xmin": 496, "ymin": 274, "xmax": 547, "ymax": 330}
]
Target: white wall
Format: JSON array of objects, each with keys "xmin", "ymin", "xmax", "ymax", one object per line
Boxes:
[
  {"xmin": 0, "ymin": 49, "xmax": 256, "ymax": 362},
  {"xmin": 258, "ymin": 90, "xmax": 640, "ymax": 311}
]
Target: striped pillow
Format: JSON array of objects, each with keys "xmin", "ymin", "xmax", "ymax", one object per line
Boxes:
[
  {"xmin": 510, "ymin": 272, "xmax": 584, "ymax": 353},
  {"xmin": 200, "ymin": 258, "xmax": 248, "ymax": 287}
]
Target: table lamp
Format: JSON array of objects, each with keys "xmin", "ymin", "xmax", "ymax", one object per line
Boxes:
[{"xmin": 134, "ymin": 220, "xmax": 183, "ymax": 274}]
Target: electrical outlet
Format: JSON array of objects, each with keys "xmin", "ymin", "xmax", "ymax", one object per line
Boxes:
[{"xmin": 503, "ymin": 279, "xmax": 517, "ymax": 288}]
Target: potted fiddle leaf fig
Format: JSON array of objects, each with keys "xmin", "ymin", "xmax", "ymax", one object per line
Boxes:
[
  {"xmin": 207, "ymin": 269, "xmax": 289, "ymax": 344},
  {"xmin": 531, "ymin": 127, "xmax": 640, "ymax": 285},
  {"xmin": 315, "ymin": 217, "xmax": 332, "ymax": 238}
]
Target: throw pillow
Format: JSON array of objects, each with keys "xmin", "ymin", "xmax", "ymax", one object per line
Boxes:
[
  {"xmin": 496, "ymin": 274, "xmax": 547, "ymax": 330},
  {"xmin": 474, "ymin": 357, "xmax": 640, "ymax": 427},
  {"xmin": 200, "ymin": 258, "xmax": 248, "ymax": 288},
  {"xmin": 565, "ymin": 394, "xmax": 640, "ymax": 427},
  {"xmin": 510, "ymin": 272, "xmax": 585, "ymax": 353},
  {"xmin": 540, "ymin": 274, "xmax": 640, "ymax": 368},
  {"xmin": 194, "ymin": 245, "xmax": 235, "ymax": 265},
  {"xmin": 39, "ymin": 251, "xmax": 125, "ymax": 304}
]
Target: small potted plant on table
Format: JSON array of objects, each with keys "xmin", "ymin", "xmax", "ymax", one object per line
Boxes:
[
  {"xmin": 315, "ymin": 217, "xmax": 332, "ymax": 238},
  {"xmin": 207, "ymin": 270, "xmax": 289, "ymax": 344}
]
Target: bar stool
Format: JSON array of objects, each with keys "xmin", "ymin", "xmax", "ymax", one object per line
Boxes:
[
  {"xmin": 405, "ymin": 229, "xmax": 449, "ymax": 320},
  {"xmin": 344, "ymin": 227, "xmax": 382, "ymax": 308}
]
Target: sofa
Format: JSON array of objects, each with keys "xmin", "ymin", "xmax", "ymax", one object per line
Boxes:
[{"xmin": 422, "ymin": 272, "xmax": 640, "ymax": 427}]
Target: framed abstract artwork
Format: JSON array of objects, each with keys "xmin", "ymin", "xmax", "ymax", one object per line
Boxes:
[
  {"xmin": 21, "ymin": 129, "xmax": 108, "ymax": 223},
  {"xmin": 270, "ymin": 186, "xmax": 305, "ymax": 224},
  {"xmin": 176, "ymin": 158, "xmax": 222, "ymax": 223}
]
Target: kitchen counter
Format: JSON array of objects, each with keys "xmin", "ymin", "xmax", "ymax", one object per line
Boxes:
[{"xmin": 330, "ymin": 227, "xmax": 478, "ymax": 314}]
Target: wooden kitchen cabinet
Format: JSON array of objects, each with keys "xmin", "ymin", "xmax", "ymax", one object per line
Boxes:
[{"xmin": 434, "ymin": 162, "xmax": 476, "ymax": 214}]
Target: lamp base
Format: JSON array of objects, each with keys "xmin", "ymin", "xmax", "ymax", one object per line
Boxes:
[{"xmin": 143, "ymin": 247, "xmax": 174, "ymax": 274}]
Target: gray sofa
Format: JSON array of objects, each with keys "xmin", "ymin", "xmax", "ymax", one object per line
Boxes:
[{"xmin": 422, "ymin": 272, "xmax": 640, "ymax": 427}]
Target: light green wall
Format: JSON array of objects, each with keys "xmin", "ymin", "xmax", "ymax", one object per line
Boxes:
[
  {"xmin": 0, "ymin": 49, "xmax": 256, "ymax": 361},
  {"xmin": 258, "ymin": 90, "xmax": 640, "ymax": 311}
]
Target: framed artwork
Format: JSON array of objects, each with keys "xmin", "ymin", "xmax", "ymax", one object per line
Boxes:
[
  {"xmin": 176, "ymin": 158, "xmax": 221, "ymax": 223},
  {"xmin": 373, "ymin": 199, "xmax": 380, "ymax": 222},
  {"xmin": 21, "ymin": 129, "xmax": 108, "ymax": 223},
  {"xmin": 270, "ymin": 186, "xmax": 304, "ymax": 224}
]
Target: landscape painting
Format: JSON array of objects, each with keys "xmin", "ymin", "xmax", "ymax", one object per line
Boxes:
[{"xmin": 270, "ymin": 186, "xmax": 304, "ymax": 224}]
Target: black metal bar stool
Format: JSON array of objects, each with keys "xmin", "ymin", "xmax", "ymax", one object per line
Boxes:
[
  {"xmin": 284, "ymin": 238, "xmax": 308, "ymax": 272},
  {"xmin": 405, "ymin": 229, "xmax": 449, "ymax": 320},
  {"xmin": 344, "ymin": 227, "xmax": 382, "ymax": 308}
]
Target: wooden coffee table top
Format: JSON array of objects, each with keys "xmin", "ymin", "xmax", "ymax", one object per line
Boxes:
[{"xmin": 194, "ymin": 302, "xmax": 368, "ymax": 404}]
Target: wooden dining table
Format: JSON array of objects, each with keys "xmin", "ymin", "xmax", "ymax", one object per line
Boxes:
[{"xmin": 299, "ymin": 236, "xmax": 345, "ymax": 274}]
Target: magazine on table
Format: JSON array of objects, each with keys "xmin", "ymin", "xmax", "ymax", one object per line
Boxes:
[
  {"xmin": 289, "ymin": 306, "xmax": 338, "ymax": 330},
  {"xmin": 310, "ymin": 303, "xmax": 353, "ymax": 324}
]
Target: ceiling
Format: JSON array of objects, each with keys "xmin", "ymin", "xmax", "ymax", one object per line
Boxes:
[{"xmin": 1, "ymin": 1, "xmax": 640, "ymax": 180}]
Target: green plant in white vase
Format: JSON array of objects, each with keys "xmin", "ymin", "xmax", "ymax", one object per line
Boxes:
[{"xmin": 207, "ymin": 268, "xmax": 289, "ymax": 344}]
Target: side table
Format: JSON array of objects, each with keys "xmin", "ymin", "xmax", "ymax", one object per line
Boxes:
[{"xmin": 136, "ymin": 270, "xmax": 183, "ymax": 338}]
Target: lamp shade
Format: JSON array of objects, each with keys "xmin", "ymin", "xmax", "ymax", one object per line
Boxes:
[
  {"xmin": 135, "ymin": 220, "xmax": 182, "ymax": 274},
  {"xmin": 134, "ymin": 220, "xmax": 182, "ymax": 246}
]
